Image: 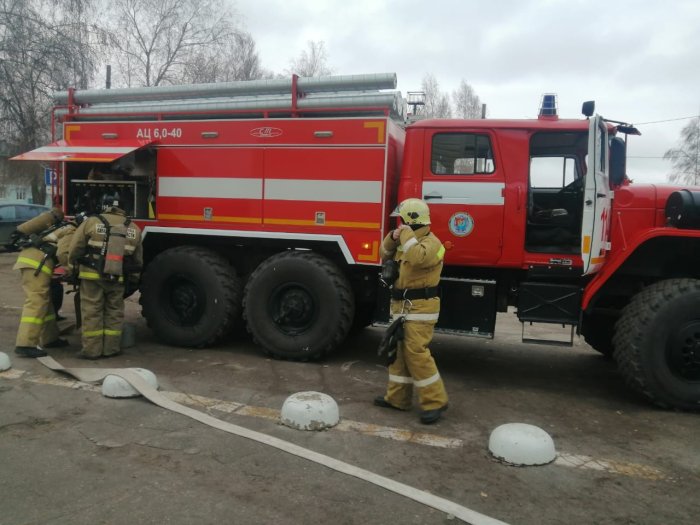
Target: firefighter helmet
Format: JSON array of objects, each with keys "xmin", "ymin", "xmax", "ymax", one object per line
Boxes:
[
  {"xmin": 102, "ymin": 191, "xmax": 121, "ymax": 210},
  {"xmin": 390, "ymin": 198, "xmax": 431, "ymax": 225}
]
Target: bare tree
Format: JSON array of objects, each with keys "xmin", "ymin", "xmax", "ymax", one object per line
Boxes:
[
  {"xmin": 181, "ymin": 31, "xmax": 271, "ymax": 84},
  {"xmin": 664, "ymin": 116, "xmax": 700, "ymax": 185},
  {"xmin": 106, "ymin": 0, "xmax": 237, "ymax": 87},
  {"xmin": 287, "ymin": 40, "xmax": 332, "ymax": 77},
  {"xmin": 420, "ymin": 74, "xmax": 451, "ymax": 118},
  {"xmin": 0, "ymin": 0, "xmax": 99, "ymax": 204},
  {"xmin": 452, "ymin": 79, "xmax": 482, "ymax": 119}
]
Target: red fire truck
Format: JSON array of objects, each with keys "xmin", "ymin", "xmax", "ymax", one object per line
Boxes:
[{"xmin": 13, "ymin": 73, "xmax": 700, "ymax": 410}]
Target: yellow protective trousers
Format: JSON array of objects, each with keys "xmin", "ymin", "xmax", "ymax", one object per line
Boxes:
[
  {"xmin": 15, "ymin": 268, "xmax": 59, "ymax": 348},
  {"xmin": 79, "ymin": 278, "xmax": 125, "ymax": 357},
  {"xmin": 385, "ymin": 320, "xmax": 448, "ymax": 411}
]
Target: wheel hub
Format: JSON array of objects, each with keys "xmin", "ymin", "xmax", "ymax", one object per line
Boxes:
[
  {"xmin": 270, "ymin": 284, "xmax": 315, "ymax": 335},
  {"xmin": 668, "ymin": 320, "xmax": 700, "ymax": 381},
  {"xmin": 164, "ymin": 276, "xmax": 203, "ymax": 325}
]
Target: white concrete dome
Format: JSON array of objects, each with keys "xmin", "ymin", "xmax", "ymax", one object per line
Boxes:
[
  {"xmin": 280, "ymin": 391, "xmax": 339, "ymax": 431},
  {"xmin": 102, "ymin": 368, "xmax": 158, "ymax": 398},
  {"xmin": 0, "ymin": 352, "xmax": 11, "ymax": 371},
  {"xmin": 488, "ymin": 423, "xmax": 556, "ymax": 466}
]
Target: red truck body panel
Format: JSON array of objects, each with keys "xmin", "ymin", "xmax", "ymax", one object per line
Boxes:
[{"xmin": 52, "ymin": 117, "xmax": 405, "ymax": 265}]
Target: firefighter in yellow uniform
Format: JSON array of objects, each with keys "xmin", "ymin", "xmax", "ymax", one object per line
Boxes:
[
  {"xmin": 12, "ymin": 208, "xmax": 76, "ymax": 358},
  {"xmin": 68, "ymin": 192, "xmax": 143, "ymax": 359},
  {"xmin": 375, "ymin": 198, "xmax": 449, "ymax": 424}
]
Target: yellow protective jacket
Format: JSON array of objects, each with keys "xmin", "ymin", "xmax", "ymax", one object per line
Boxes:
[
  {"xmin": 380, "ymin": 225, "xmax": 445, "ymax": 318},
  {"xmin": 13, "ymin": 223, "xmax": 76, "ymax": 276},
  {"xmin": 68, "ymin": 207, "xmax": 143, "ymax": 281},
  {"xmin": 46, "ymin": 223, "xmax": 77, "ymax": 268}
]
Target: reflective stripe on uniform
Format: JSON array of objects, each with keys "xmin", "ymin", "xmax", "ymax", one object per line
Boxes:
[
  {"xmin": 83, "ymin": 329, "xmax": 104, "ymax": 337},
  {"xmin": 391, "ymin": 312, "xmax": 440, "ymax": 322},
  {"xmin": 402, "ymin": 237, "xmax": 419, "ymax": 253},
  {"xmin": 20, "ymin": 313, "xmax": 56, "ymax": 325},
  {"xmin": 17, "ymin": 257, "xmax": 53, "ymax": 275},
  {"xmin": 437, "ymin": 245, "xmax": 445, "ymax": 261},
  {"xmin": 104, "ymin": 329, "xmax": 122, "ymax": 336},
  {"xmin": 414, "ymin": 372, "xmax": 441, "ymax": 388},
  {"xmin": 79, "ymin": 271, "xmax": 124, "ymax": 282},
  {"xmin": 389, "ymin": 374, "xmax": 414, "ymax": 384}
]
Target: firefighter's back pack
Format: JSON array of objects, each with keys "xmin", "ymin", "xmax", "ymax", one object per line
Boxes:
[
  {"xmin": 85, "ymin": 214, "xmax": 130, "ymax": 279},
  {"xmin": 102, "ymin": 214, "xmax": 128, "ymax": 277}
]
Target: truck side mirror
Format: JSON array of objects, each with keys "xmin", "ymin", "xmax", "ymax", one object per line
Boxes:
[{"xmin": 609, "ymin": 136, "xmax": 626, "ymax": 186}]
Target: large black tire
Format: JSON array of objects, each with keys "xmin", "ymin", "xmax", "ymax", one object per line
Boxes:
[
  {"xmin": 243, "ymin": 251, "xmax": 354, "ymax": 360},
  {"xmin": 613, "ymin": 279, "xmax": 700, "ymax": 410},
  {"xmin": 140, "ymin": 246, "xmax": 241, "ymax": 347}
]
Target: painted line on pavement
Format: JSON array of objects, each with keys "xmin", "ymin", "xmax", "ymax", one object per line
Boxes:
[
  {"xmin": 0, "ymin": 368, "xmax": 462, "ymax": 449},
  {"xmin": 554, "ymin": 453, "xmax": 667, "ymax": 481},
  {"xmin": 0, "ymin": 367, "xmax": 670, "ymax": 479}
]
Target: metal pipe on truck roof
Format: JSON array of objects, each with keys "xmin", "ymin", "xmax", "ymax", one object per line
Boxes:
[
  {"xmin": 54, "ymin": 90, "xmax": 404, "ymax": 121},
  {"xmin": 53, "ymin": 73, "xmax": 397, "ymax": 105},
  {"xmin": 80, "ymin": 93, "xmax": 293, "ymax": 112}
]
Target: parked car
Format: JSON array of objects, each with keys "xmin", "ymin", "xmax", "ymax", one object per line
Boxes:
[{"xmin": 0, "ymin": 202, "xmax": 50, "ymax": 249}]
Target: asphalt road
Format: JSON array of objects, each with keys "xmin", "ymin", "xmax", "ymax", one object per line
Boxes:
[{"xmin": 1, "ymin": 251, "xmax": 699, "ymax": 525}]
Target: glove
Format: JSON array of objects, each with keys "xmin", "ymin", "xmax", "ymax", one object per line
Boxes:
[
  {"xmin": 377, "ymin": 316, "xmax": 404, "ymax": 365},
  {"xmin": 74, "ymin": 212, "xmax": 88, "ymax": 225},
  {"xmin": 5, "ymin": 230, "xmax": 23, "ymax": 252},
  {"xmin": 29, "ymin": 233, "xmax": 43, "ymax": 248},
  {"xmin": 40, "ymin": 242, "xmax": 57, "ymax": 258}
]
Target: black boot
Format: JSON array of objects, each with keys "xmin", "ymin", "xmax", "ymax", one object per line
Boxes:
[
  {"xmin": 15, "ymin": 346, "xmax": 47, "ymax": 358},
  {"xmin": 373, "ymin": 396, "xmax": 406, "ymax": 411},
  {"xmin": 419, "ymin": 404, "xmax": 448, "ymax": 424},
  {"xmin": 43, "ymin": 338, "xmax": 69, "ymax": 349}
]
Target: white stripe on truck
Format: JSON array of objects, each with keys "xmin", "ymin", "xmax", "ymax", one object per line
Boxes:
[
  {"xmin": 265, "ymin": 179, "xmax": 383, "ymax": 203},
  {"xmin": 422, "ymin": 181, "xmax": 505, "ymax": 205},
  {"xmin": 159, "ymin": 177, "xmax": 263, "ymax": 199}
]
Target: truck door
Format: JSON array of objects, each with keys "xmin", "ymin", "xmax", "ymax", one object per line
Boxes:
[
  {"xmin": 581, "ymin": 115, "xmax": 611, "ymax": 275},
  {"xmin": 421, "ymin": 131, "xmax": 504, "ymax": 265}
]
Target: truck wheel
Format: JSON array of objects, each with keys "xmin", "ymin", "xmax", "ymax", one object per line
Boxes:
[
  {"xmin": 243, "ymin": 251, "xmax": 354, "ymax": 360},
  {"xmin": 140, "ymin": 246, "xmax": 241, "ymax": 347},
  {"xmin": 613, "ymin": 279, "xmax": 700, "ymax": 410}
]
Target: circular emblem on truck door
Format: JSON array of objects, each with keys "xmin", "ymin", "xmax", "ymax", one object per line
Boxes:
[{"xmin": 448, "ymin": 212, "xmax": 474, "ymax": 237}]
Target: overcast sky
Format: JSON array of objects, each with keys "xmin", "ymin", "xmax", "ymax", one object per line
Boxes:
[{"xmin": 241, "ymin": 0, "xmax": 700, "ymax": 184}]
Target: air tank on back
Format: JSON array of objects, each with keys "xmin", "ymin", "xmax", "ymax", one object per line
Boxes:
[{"xmin": 16, "ymin": 207, "xmax": 64, "ymax": 235}]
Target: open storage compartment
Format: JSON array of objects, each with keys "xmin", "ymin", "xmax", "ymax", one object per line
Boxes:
[{"xmin": 63, "ymin": 147, "xmax": 156, "ymax": 219}]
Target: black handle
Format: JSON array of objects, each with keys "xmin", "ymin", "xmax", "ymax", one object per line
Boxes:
[{"xmin": 423, "ymin": 194, "xmax": 443, "ymax": 200}]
